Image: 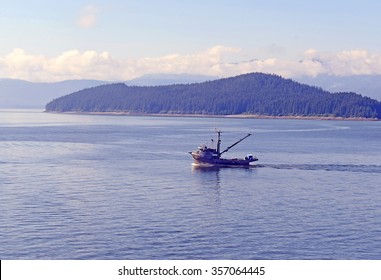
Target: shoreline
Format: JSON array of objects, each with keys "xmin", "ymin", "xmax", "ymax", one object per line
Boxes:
[{"xmin": 45, "ymin": 111, "xmax": 379, "ymax": 121}]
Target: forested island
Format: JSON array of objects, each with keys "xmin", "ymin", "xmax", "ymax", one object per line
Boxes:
[{"xmin": 45, "ymin": 72, "xmax": 381, "ymax": 119}]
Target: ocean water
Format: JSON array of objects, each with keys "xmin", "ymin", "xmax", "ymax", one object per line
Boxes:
[{"xmin": 1, "ymin": 109, "xmax": 380, "ymax": 260}]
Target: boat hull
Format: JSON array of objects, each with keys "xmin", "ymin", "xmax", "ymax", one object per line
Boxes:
[{"xmin": 191, "ymin": 152, "xmax": 257, "ymax": 166}]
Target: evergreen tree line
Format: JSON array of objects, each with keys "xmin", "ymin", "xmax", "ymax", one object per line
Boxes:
[{"xmin": 45, "ymin": 73, "xmax": 381, "ymax": 119}]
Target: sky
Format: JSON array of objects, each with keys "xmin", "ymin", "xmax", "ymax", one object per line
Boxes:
[{"xmin": 1, "ymin": 0, "xmax": 381, "ymax": 82}]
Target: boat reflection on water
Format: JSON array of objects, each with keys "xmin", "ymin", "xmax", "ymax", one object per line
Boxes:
[
  {"xmin": 190, "ymin": 163, "xmax": 257, "ymax": 203},
  {"xmin": 191, "ymin": 163, "xmax": 256, "ymax": 172}
]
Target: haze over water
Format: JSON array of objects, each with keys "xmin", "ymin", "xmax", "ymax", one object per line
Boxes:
[{"xmin": 1, "ymin": 110, "xmax": 380, "ymax": 259}]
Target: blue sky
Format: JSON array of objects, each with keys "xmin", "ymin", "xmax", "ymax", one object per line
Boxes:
[{"xmin": 1, "ymin": 0, "xmax": 381, "ymax": 81}]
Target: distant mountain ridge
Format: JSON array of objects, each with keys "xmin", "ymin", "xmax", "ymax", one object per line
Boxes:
[
  {"xmin": 126, "ymin": 73, "xmax": 217, "ymax": 86},
  {"xmin": 45, "ymin": 72, "xmax": 381, "ymax": 119},
  {"xmin": 0, "ymin": 79, "xmax": 108, "ymax": 108},
  {"xmin": 295, "ymin": 74, "xmax": 381, "ymax": 101},
  {"xmin": 0, "ymin": 74, "xmax": 215, "ymax": 108}
]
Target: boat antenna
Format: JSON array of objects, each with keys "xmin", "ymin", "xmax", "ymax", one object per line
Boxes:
[{"xmin": 220, "ymin": 133, "xmax": 251, "ymax": 155}]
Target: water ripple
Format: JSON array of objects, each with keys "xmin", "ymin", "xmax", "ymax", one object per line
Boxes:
[{"xmin": 1, "ymin": 111, "xmax": 381, "ymax": 259}]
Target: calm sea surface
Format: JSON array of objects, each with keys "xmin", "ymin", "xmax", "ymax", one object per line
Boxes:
[{"xmin": 1, "ymin": 109, "xmax": 380, "ymax": 259}]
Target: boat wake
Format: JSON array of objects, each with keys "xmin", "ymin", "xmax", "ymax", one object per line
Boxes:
[{"xmin": 257, "ymin": 163, "xmax": 381, "ymax": 173}]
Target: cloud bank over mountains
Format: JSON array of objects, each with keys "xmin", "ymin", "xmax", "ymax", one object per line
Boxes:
[{"xmin": 1, "ymin": 46, "xmax": 381, "ymax": 82}]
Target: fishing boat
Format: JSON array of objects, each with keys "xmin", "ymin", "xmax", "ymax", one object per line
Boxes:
[{"xmin": 189, "ymin": 130, "xmax": 258, "ymax": 166}]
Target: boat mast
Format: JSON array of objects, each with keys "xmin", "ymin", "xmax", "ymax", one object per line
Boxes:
[{"xmin": 216, "ymin": 130, "xmax": 222, "ymax": 158}]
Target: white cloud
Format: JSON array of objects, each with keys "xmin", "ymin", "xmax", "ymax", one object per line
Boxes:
[
  {"xmin": 217, "ymin": 48, "xmax": 381, "ymax": 78},
  {"xmin": 132, "ymin": 45, "xmax": 241, "ymax": 77},
  {"xmin": 2, "ymin": 46, "xmax": 381, "ymax": 82},
  {"xmin": 77, "ymin": 5, "xmax": 99, "ymax": 28},
  {"xmin": 0, "ymin": 48, "xmax": 122, "ymax": 81},
  {"xmin": 323, "ymin": 49, "xmax": 381, "ymax": 76},
  {"xmin": 0, "ymin": 46, "xmax": 240, "ymax": 82}
]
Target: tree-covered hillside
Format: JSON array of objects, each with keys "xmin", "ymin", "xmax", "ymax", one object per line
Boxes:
[{"xmin": 45, "ymin": 73, "xmax": 381, "ymax": 119}]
